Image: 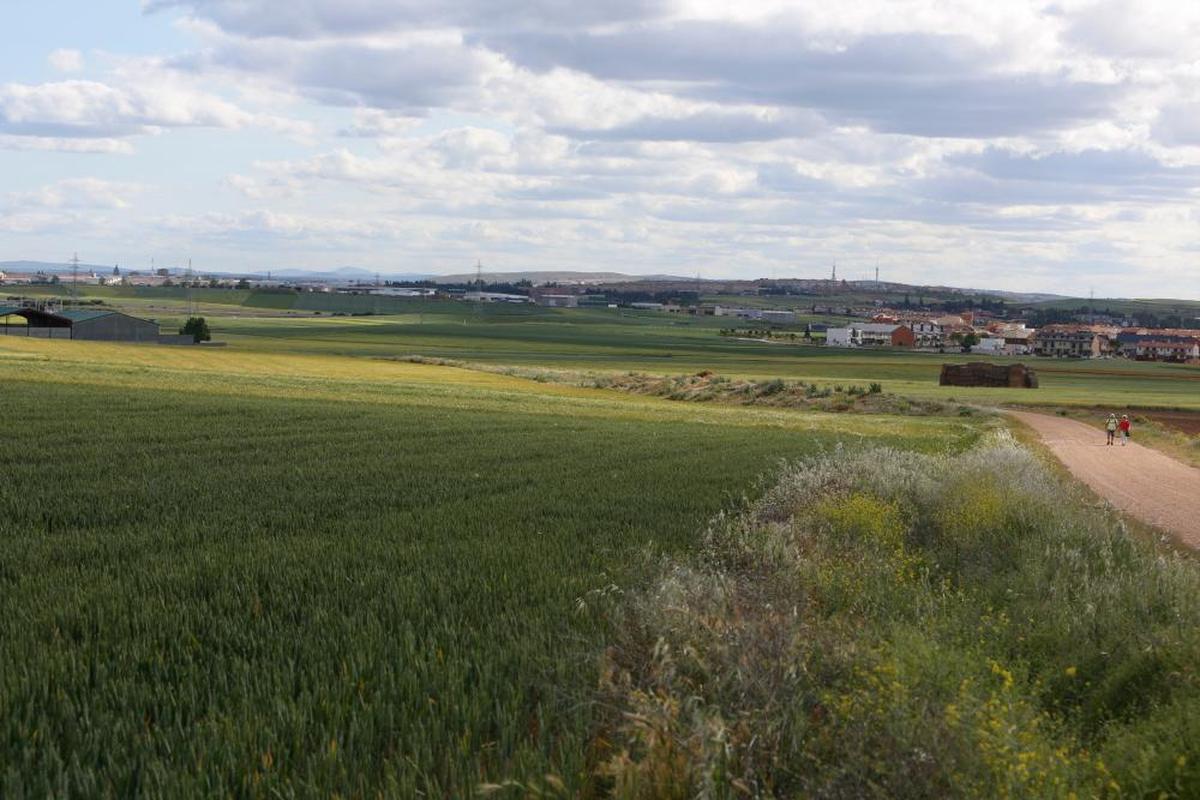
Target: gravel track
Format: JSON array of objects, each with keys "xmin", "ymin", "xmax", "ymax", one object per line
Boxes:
[{"xmin": 1011, "ymin": 410, "xmax": 1200, "ymax": 547}]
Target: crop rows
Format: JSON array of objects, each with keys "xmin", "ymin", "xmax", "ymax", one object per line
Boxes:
[{"xmin": 0, "ymin": 348, "xmax": 966, "ymax": 796}]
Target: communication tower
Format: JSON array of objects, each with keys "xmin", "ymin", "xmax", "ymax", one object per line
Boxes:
[
  {"xmin": 69, "ymin": 252, "xmax": 81, "ymax": 307},
  {"xmin": 185, "ymin": 258, "xmax": 196, "ymax": 316},
  {"xmin": 472, "ymin": 259, "xmax": 484, "ymax": 324}
]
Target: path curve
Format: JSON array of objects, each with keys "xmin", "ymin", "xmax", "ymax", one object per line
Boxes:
[{"xmin": 1010, "ymin": 411, "xmax": 1200, "ymax": 547}]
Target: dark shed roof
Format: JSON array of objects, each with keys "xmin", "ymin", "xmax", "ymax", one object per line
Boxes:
[
  {"xmin": 0, "ymin": 307, "xmax": 72, "ymax": 326},
  {"xmin": 0, "ymin": 306, "xmax": 145, "ymax": 326},
  {"xmin": 57, "ymin": 309, "xmax": 117, "ymax": 323}
]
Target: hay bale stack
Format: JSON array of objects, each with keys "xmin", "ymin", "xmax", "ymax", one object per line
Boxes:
[{"xmin": 939, "ymin": 362, "xmax": 1038, "ymax": 389}]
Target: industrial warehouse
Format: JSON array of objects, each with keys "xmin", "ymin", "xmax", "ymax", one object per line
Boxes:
[{"xmin": 0, "ymin": 306, "xmax": 192, "ymax": 344}]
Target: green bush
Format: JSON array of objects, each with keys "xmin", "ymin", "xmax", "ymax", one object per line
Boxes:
[
  {"xmin": 757, "ymin": 378, "xmax": 786, "ymax": 397},
  {"xmin": 179, "ymin": 316, "xmax": 211, "ymax": 343}
]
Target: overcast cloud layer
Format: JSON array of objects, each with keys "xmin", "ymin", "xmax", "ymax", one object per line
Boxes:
[{"xmin": 2, "ymin": 0, "xmax": 1200, "ymax": 296}]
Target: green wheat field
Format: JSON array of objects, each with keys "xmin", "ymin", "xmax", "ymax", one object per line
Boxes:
[{"xmin": 3, "ymin": 287, "xmax": 1200, "ymax": 796}]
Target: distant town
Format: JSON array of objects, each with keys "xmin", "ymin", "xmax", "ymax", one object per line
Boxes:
[{"xmin": 2, "ymin": 261, "xmax": 1198, "ymax": 362}]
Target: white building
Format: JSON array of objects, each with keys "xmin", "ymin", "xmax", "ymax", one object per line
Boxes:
[
  {"xmin": 368, "ymin": 287, "xmax": 436, "ymax": 297},
  {"xmin": 761, "ymin": 309, "xmax": 797, "ymax": 323},
  {"xmin": 713, "ymin": 305, "xmax": 762, "ymax": 319},
  {"xmin": 462, "ymin": 291, "xmax": 531, "ymax": 303},
  {"xmin": 537, "ymin": 294, "xmax": 579, "ymax": 307},
  {"xmin": 909, "ymin": 319, "xmax": 945, "ymax": 348},
  {"xmin": 973, "ymin": 336, "xmax": 1006, "ymax": 354},
  {"xmin": 826, "ymin": 327, "xmax": 862, "ymax": 347},
  {"xmin": 1000, "ymin": 326, "xmax": 1035, "ymax": 355}
]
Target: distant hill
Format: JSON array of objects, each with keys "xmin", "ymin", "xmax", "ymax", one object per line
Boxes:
[
  {"xmin": 4, "ymin": 260, "xmax": 1193, "ymax": 308},
  {"xmin": 267, "ymin": 267, "xmax": 435, "ymax": 282},
  {"xmin": 435, "ymin": 270, "xmax": 690, "ymax": 285},
  {"xmin": 1, "ymin": 260, "xmax": 115, "ymax": 274},
  {"xmin": 834, "ymin": 279, "xmax": 1063, "ymax": 305},
  {"xmin": 0, "ymin": 261, "xmax": 434, "ymax": 282}
]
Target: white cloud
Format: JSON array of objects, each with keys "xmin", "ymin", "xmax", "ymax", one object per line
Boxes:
[
  {"xmin": 7, "ymin": 178, "xmax": 144, "ymax": 210},
  {"xmin": 48, "ymin": 49, "xmax": 84, "ymax": 73},
  {"xmin": 0, "ymin": 134, "xmax": 134, "ymax": 154},
  {"xmin": 0, "ymin": 77, "xmax": 310, "ymax": 145},
  {"xmin": 148, "ymin": 0, "xmax": 666, "ymax": 37},
  {"xmin": 338, "ymin": 109, "xmax": 422, "ymax": 138}
]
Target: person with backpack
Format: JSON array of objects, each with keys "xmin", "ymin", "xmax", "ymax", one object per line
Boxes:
[
  {"xmin": 1119, "ymin": 414, "xmax": 1132, "ymax": 446},
  {"xmin": 1105, "ymin": 413, "xmax": 1118, "ymax": 445}
]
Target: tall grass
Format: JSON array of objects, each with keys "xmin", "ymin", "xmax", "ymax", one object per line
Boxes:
[{"xmin": 591, "ymin": 433, "xmax": 1200, "ymax": 798}]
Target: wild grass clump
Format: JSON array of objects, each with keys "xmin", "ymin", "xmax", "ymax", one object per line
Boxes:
[
  {"xmin": 590, "ymin": 433, "xmax": 1200, "ymax": 798},
  {"xmin": 589, "ymin": 371, "xmax": 959, "ymax": 417},
  {"xmin": 395, "ymin": 361, "xmax": 965, "ymax": 420}
]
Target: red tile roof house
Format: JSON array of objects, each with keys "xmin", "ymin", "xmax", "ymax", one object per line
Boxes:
[
  {"xmin": 859, "ymin": 323, "xmax": 916, "ymax": 347},
  {"xmin": 1033, "ymin": 325, "xmax": 1118, "ymax": 358},
  {"xmin": 1130, "ymin": 338, "xmax": 1200, "ymax": 362}
]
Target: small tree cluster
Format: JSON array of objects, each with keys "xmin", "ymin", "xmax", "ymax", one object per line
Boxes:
[{"xmin": 180, "ymin": 317, "xmax": 211, "ymax": 343}]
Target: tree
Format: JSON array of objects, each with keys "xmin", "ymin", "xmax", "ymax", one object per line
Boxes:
[
  {"xmin": 959, "ymin": 331, "xmax": 979, "ymax": 352},
  {"xmin": 180, "ymin": 316, "xmax": 211, "ymax": 343},
  {"xmin": 236, "ymin": 278, "xmax": 251, "ymax": 290}
]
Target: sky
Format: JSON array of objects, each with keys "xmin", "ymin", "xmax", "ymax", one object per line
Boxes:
[{"xmin": 2, "ymin": 1, "xmax": 1200, "ymax": 296}]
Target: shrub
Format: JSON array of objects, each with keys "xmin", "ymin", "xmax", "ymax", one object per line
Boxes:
[
  {"xmin": 591, "ymin": 434, "xmax": 1200, "ymax": 798},
  {"xmin": 179, "ymin": 316, "xmax": 211, "ymax": 343},
  {"xmin": 757, "ymin": 378, "xmax": 786, "ymax": 397}
]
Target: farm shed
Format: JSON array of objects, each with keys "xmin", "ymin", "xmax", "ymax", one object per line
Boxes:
[{"xmin": 0, "ymin": 306, "xmax": 160, "ymax": 342}]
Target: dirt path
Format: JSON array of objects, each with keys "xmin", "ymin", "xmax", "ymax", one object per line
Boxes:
[{"xmin": 1010, "ymin": 411, "xmax": 1200, "ymax": 547}]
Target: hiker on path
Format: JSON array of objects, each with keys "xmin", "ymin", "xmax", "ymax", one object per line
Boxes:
[
  {"xmin": 1105, "ymin": 413, "xmax": 1118, "ymax": 445},
  {"xmin": 1119, "ymin": 414, "xmax": 1132, "ymax": 446}
]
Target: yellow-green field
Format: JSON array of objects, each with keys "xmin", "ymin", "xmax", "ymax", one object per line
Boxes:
[
  {"xmin": 0, "ymin": 334, "xmax": 975, "ymax": 796},
  {"xmin": 11, "ymin": 282, "xmax": 1199, "ymax": 410}
]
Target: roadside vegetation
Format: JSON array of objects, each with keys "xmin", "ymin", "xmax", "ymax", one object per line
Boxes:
[
  {"xmin": 395, "ymin": 356, "xmax": 973, "ymax": 418},
  {"xmin": 584, "ymin": 432, "xmax": 1200, "ymax": 798},
  {"xmin": 588, "ymin": 371, "xmax": 976, "ymax": 417}
]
